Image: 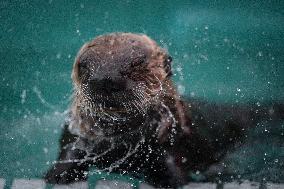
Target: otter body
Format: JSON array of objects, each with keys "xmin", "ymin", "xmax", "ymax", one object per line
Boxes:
[
  {"xmin": 44, "ymin": 33, "xmax": 283, "ymax": 188},
  {"xmin": 45, "ymin": 33, "xmax": 200, "ymax": 188}
]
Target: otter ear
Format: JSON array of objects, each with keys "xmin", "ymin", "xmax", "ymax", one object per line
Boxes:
[{"xmin": 164, "ymin": 56, "xmax": 173, "ymax": 77}]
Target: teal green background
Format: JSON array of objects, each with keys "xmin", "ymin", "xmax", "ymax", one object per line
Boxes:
[{"xmin": 0, "ymin": 0, "xmax": 283, "ymax": 187}]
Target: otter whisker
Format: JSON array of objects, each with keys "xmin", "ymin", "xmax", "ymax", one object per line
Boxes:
[{"xmin": 53, "ymin": 138, "xmax": 116, "ymax": 164}]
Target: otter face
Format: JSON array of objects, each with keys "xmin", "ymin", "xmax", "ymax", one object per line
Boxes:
[{"xmin": 71, "ymin": 33, "xmax": 172, "ymax": 135}]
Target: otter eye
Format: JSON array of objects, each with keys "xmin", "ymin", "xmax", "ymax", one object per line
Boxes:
[{"xmin": 130, "ymin": 56, "xmax": 146, "ymax": 67}]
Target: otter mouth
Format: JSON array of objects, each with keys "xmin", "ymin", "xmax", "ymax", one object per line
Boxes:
[
  {"xmin": 96, "ymin": 107, "xmax": 128, "ymax": 113},
  {"xmin": 90, "ymin": 91, "xmax": 148, "ymax": 116},
  {"xmin": 75, "ymin": 78, "xmax": 164, "ymax": 138},
  {"xmin": 78, "ymin": 89, "xmax": 151, "ymax": 137},
  {"xmin": 78, "ymin": 79, "xmax": 155, "ymax": 117},
  {"xmin": 78, "ymin": 90, "xmax": 150, "ymax": 122},
  {"xmin": 76, "ymin": 74, "xmax": 165, "ymax": 135}
]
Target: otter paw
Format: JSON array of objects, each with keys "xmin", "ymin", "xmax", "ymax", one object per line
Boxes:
[{"xmin": 44, "ymin": 163, "xmax": 88, "ymax": 184}]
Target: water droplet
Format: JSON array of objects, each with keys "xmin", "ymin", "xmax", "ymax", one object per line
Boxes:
[
  {"xmin": 56, "ymin": 53, "xmax": 61, "ymax": 59},
  {"xmin": 257, "ymin": 51, "xmax": 263, "ymax": 57}
]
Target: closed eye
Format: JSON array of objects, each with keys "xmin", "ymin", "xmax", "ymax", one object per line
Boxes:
[{"xmin": 130, "ymin": 55, "xmax": 147, "ymax": 68}]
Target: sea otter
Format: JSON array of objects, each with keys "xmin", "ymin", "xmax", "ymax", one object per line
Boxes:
[{"xmin": 44, "ymin": 33, "xmax": 283, "ymax": 188}]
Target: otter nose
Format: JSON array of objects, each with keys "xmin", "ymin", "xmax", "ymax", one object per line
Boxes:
[{"xmin": 90, "ymin": 78, "xmax": 127, "ymax": 93}]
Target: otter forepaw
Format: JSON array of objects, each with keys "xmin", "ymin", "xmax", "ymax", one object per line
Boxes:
[{"xmin": 44, "ymin": 163, "xmax": 88, "ymax": 184}]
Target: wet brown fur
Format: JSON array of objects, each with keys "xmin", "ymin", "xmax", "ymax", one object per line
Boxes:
[{"xmin": 43, "ymin": 33, "xmax": 283, "ymax": 188}]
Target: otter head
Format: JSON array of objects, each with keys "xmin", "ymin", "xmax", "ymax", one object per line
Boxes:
[{"xmin": 71, "ymin": 33, "xmax": 174, "ymax": 138}]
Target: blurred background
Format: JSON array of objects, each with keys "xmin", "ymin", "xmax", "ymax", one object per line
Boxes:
[{"xmin": 0, "ymin": 0, "xmax": 283, "ymax": 188}]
